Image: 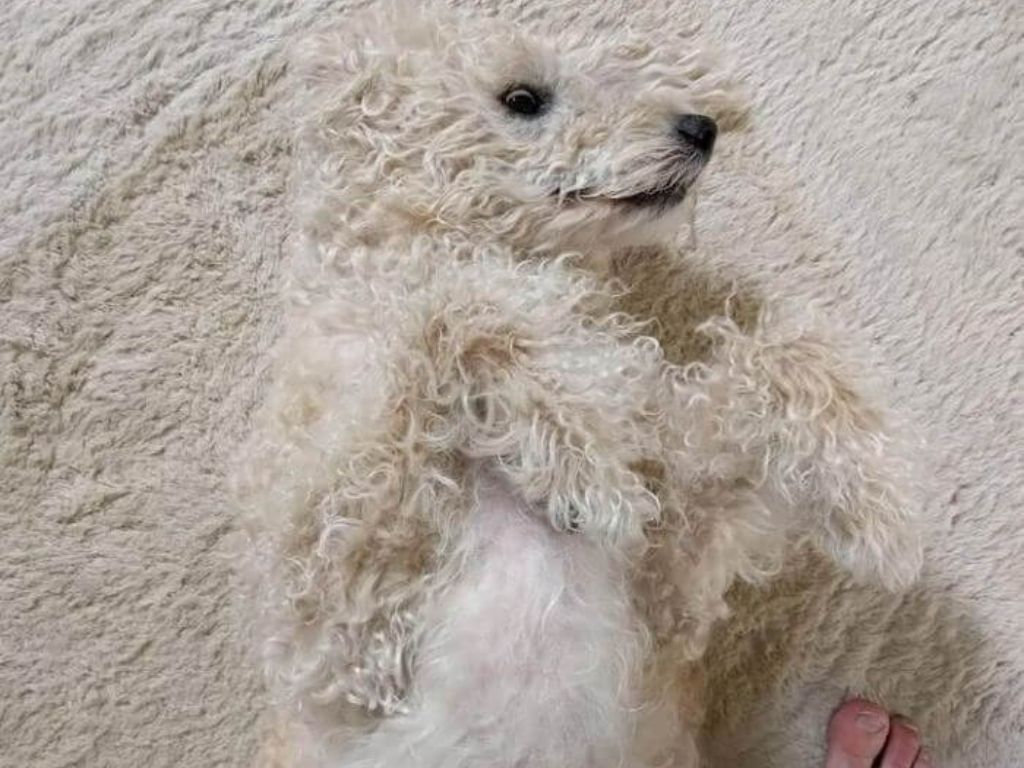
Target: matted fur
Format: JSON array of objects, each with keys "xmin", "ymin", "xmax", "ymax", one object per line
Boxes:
[{"xmin": 233, "ymin": 4, "xmax": 922, "ymax": 766}]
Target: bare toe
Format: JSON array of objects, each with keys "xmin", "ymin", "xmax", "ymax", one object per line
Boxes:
[
  {"xmin": 879, "ymin": 716, "xmax": 922, "ymax": 768},
  {"xmin": 825, "ymin": 698, "xmax": 891, "ymax": 768},
  {"xmin": 914, "ymin": 749, "xmax": 935, "ymax": 767}
]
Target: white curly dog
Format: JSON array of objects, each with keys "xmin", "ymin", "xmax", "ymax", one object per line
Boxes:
[{"xmin": 234, "ymin": 4, "xmax": 923, "ymax": 766}]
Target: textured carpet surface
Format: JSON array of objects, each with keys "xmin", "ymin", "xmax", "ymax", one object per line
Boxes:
[{"xmin": 1, "ymin": 1, "xmax": 1020, "ymax": 766}]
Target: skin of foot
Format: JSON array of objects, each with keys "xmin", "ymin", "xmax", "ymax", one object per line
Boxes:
[{"xmin": 825, "ymin": 698, "xmax": 933, "ymax": 768}]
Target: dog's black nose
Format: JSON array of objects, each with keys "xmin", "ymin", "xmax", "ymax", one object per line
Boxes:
[{"xmin": 675, "ymin": 114, "xmax": 718, "ymax": 155}]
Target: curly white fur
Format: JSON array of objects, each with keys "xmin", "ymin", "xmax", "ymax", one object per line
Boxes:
[{"xmin": 232, "ymin": 4, "xmax": 923, "ymax": 766}]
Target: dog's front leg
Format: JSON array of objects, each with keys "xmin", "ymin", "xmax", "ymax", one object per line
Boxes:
[
  {"xmin": 233, "ymin": 306, "xmax": 475, "ymax": 746},
  {"xmin": 662, "ymin": 312, "xmax": 923, "ymax": 590},
  {"xmin": 410, "ymin": 256, "xmax": 668, "ymax": 549}
]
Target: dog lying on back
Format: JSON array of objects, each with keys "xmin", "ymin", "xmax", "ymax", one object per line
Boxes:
[{"xmin": 234, "ymin": 4, "xmax": 922, "ymax": 766}]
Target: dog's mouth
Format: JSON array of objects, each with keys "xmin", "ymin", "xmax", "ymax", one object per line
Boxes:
[
  {"xmin": 555, "ymin": 183, "xmax": 688, "ymax": 210},
  {"xmin": 549, "ymin": 145, "xmax": 711, "ymax": 214},
  {"xmin": 608, "ymin": 184, "xmax": 688, "ymax": 208}
]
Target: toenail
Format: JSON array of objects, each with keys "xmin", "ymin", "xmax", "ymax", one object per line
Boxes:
[
  {"xmin": 917, "ymin": 749, "xmax": 934, "ymax": 766},
  {"xmin": 855, "ymin": 709, "xmax": 888, "ymax": 733},
  {"xmin": 894, "ymin": 715, "xmax": 920, "ymax": 735}
]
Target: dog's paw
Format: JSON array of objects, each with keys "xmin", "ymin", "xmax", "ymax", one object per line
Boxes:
[
  {"xmin": 549, "ymin": 479, "xmax": 660, "ymax": 546},
  {"xmin": 493, "ymin": 448, "xmax": 659, "ymax": 548}
]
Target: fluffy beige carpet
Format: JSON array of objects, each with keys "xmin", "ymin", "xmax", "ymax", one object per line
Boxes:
[{"xmin": 1, "ymin": 0, "xmax": 1020, "ymax": 766}]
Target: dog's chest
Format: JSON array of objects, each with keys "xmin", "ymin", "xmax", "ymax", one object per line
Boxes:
[{"xmin": 607, "ymin": 248, "xmax": 760, "ymax": 367}]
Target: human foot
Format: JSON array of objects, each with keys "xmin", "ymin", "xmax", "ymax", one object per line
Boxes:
[{"xmin": 825, "ymin": 698, "xmax": 933, "ymax": 767}]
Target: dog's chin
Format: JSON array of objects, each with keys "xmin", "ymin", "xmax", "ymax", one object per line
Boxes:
[
  {"xmin": 616, "ymin": 205, "xmax": 691, "ymax": 247},
  {"xmin": 538, "ymin": 175, "xmax": 702, "ymax": 251},
  {"xmin": 576, "ymin": 194, "xmax": 692, "ymax": 251}
]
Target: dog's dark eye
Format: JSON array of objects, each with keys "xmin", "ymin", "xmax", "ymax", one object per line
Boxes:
[{"xmin": 500, "ymin": 86, "xmax": 547, "ymax": 117}]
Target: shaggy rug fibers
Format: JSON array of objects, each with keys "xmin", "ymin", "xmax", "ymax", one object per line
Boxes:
[{"xmin": 1, "ymin": 0, "xmax": 1020, "ymax": 766}]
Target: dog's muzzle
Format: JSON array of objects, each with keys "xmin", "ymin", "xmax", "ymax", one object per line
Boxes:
[
  {"xmin": 553, "ymin": 114, "xmax": 719, "ymax": 210},
  {"xmin": 610, "ymin": 114, "xmax": 718, "ymax": 209}
]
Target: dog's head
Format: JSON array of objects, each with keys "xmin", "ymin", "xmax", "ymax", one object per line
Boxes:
[{"xmin": 296, "ymin": 3, "xmax": 746, "ymax": 256}]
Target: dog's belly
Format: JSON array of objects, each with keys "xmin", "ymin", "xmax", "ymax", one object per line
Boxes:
[{"xmin": 336, "ymin": 467, "xmax": 646, "ymax": 767}]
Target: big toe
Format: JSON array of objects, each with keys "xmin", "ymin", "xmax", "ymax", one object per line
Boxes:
[{"xmin": 825, "ymin": 698, "xmax": 891, "ymax": 768}]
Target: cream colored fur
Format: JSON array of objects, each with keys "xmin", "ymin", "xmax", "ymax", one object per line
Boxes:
[
  {"xmin": 5, "ymin": 0, "xmax": 1020, "ymax": 767},
  {"xmin": 233, "ymin": 5, "xmax": 922, "ymax": 765}
]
